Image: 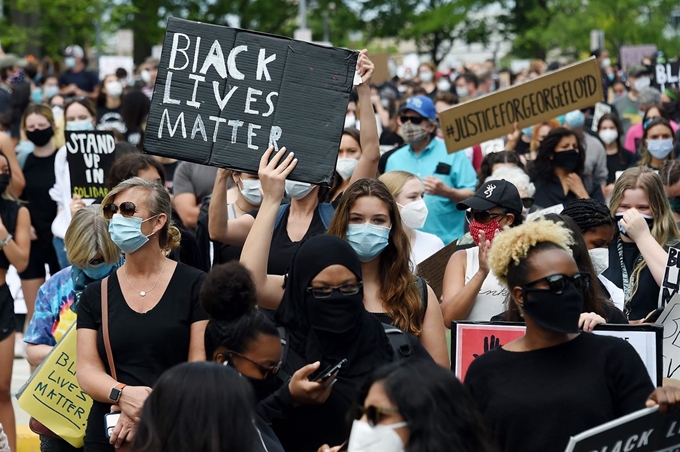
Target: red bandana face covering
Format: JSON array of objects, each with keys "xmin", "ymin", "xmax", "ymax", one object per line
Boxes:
[{"xmin": 469, "ymin": 219, "xmax": 501, "ymax": 246}]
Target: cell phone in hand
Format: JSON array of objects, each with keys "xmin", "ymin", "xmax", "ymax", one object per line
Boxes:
[
  {"xmin": 311, "ymin": 359, "xmax": 348, "ymax": 383},
  {"xmin": 104, "ymin": 412, "xmax": 121, "ymax": 440},
  {"xmin": 435, "ymin": 162, "xmax": 452, "ymax": 175}
]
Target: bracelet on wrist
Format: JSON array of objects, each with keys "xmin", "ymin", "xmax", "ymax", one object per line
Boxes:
[{"xmin": 0, "ymin": 233, "xmax": 13, "ymax": 249}]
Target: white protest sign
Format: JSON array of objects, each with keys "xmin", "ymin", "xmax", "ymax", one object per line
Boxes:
[{"xmin": 656, "ymin": 292, "xmax": 680, "ymax": 381}]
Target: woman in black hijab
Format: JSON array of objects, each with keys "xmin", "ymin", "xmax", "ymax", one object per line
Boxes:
[{"xmin": 239, "ymin": 147, "xmax": 429, "ymax": 452}]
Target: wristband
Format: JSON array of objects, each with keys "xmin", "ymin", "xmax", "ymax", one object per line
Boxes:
[{"xmin": 0, "ymin": 234, "xmax": 13, "ymax": 249}]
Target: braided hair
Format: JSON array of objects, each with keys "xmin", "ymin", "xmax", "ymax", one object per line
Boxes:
[{"xmin": 561, "ymin": 199, "xmax": 615, "ymax": 234}]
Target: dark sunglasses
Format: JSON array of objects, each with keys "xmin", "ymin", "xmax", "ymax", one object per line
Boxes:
[
  {"xmin": 524, "ymin": 272, "xmax": 590, "ymax": 294},
  {"xmin": 89, "ymin": 257, "xmax": 105, "ymax": 266},
  {"xmin": 522, "ymin": 197, "xmax": 535, "ymax": 209},
  {"xmin": 354, "ymin": 405, "xmax": 401, "ymax": 427},
  {"xmin": 465, "ymin": 210, "xmax": 506, "ymax": 224},
  {"xmin": 102, "ymin": 202, "xmax": 137, "ymax": 219},
  {"xmin": 399, "ymin": 116, "xmax": 426, "ymax": 125},
  {"xmin": 306, "ymin": 281, "xmax": 363, "ymax": 299},
  {"xmin": 227, "ymin": 351, "xmax": 281, "ymax": 377}
]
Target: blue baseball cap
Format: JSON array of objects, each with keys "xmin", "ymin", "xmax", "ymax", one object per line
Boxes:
[{"xmin": 399, "ymin": 95, "xmax": 438, "ymax": 120}]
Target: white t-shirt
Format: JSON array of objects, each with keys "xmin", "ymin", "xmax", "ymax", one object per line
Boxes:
[
  {"xmin": 465, "ymin": 246, "xmax": 508, "ymax": 320},
  {"xmin": 411, "ymin": 230, "xmax": 444, "ymax": 267}
]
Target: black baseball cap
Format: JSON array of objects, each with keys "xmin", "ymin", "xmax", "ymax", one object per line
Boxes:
[{"xmin": 456, "ymin": 180, "xmax": 523, "ymax": 213}]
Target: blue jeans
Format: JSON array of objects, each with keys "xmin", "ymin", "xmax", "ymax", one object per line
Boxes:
[{"xmin": 52, "ymin": 236, "xmax": 69, "ymax": 269}]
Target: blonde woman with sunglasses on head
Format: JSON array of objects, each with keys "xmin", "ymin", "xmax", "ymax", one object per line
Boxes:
[{"xmin": 76, "ymin": 178, "xmax": 208, "ymax": 451}]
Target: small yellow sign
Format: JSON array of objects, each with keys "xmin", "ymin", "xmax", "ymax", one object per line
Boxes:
[{"xmin": 17, "ymin": 324, "xmax": 92, "ymax": 448}]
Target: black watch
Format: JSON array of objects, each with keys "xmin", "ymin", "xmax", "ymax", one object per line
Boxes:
[{"xmin": 109, "ymin": 383, "xmax": 126, "ymax": 403}]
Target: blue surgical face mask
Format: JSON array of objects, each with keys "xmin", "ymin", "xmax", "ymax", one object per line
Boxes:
[
  {"xmin": 109, "ymin": 213, "xmax": 158, "ymax": 254},
  {"xmin": 65, "ymin": 57, "xmax": 76, "ymax": 68},
  {"xmin": 285, "ymin": 180, "xmax": 315, "ymax": 200},
  {"xmin": 521, "ymin": 126, "xmax": 533, "ymax": 138},
  {"xmin": 346, "ymin": 222, "xmax": 391, "ymax": 262},
  {"xmin": 44, "ymin": 86, "xmax": 59, "ymax": 100},
  {"xmin": 30, "ymin": 88, "xmax": 43, "ymax": 104},
  {"xmin": 66, "ymin": 119, "xmax": 95, "ymax": 131},
  {"xmin": 646, "ymin": 138, "xmax": 674, "ymax": 160},
  {"xmin": 82, "ymin": 262, "xmax": 116, "ymax": 280}
]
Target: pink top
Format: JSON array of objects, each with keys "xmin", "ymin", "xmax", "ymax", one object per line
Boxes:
[{"xmin": 624, "ymin": 120, "xmax": 679, "ymax": 153}]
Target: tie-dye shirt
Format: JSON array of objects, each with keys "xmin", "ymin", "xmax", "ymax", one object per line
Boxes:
[{"xmin": 24, "ymin": 267, "xmax": 77, "ymax": 346}]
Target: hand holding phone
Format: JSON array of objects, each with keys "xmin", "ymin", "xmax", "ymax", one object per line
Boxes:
[
  {"xmin": 311, "ymin": 359, "xmax": 348, "ymax": 383},
  {"xmin": 104, "ymin": 412, "xmax": 121, "ymax": 440}
]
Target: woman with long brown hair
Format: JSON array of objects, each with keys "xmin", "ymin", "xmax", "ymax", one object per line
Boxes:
[{"xmin": 325, "ymin": 178, "xmax": 448, "ymax": 366}]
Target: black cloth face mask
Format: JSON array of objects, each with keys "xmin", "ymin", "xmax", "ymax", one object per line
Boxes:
[{"xmin": 521, "ymin": 282, "xmax": 584, "ymax": 333}]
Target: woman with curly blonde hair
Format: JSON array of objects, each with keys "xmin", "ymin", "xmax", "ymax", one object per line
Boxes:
[
  {"xmin": 76, "ymin": 177, "xmax": 208, "ymax": 451},
  {"xmin": 464, "ymin": 218, "xmax": 680, "ymax": 452},
  {"xmin": 603, "ymin": 167, "xmax": 680, "ymax": 320}
]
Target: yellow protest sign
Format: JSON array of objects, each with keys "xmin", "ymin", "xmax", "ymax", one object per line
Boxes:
[
  {"xmin": 438, "ymin": 58, "xmax": 603, "ymax": 153},
  {"xmin": 17, "ymin": 324, "xmax": 92, "ymax": 448}
]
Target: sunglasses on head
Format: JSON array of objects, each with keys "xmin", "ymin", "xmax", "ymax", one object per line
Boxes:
[
  {"xmin": 465, "ymin": 210, "xmax": 505, "ymax": 224},
  {"xmin": 522, "ymin": 197, "xmax": 535, "ymax": 209},
  {"xmin": 354, "ymin": 405, "xmax": 401, "ymax": 427},
  {"xmin": 523, "ymin": 272, "xmax": 590, "ymax": 294},
  {"xmin": 102, "ymin": 202, "xmax": 137, "ymax": 220},
  {"xmin": 227, "ymin": 351, "xmax": 281, "ymax": 377},
  {"xmin": 399, "ymin": 116, "xmax": 426, "ymax": 125}
]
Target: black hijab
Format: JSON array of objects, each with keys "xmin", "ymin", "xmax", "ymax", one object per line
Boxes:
[{"xmin": 275, "ymin": 235, "xmax": 393, "ymax": 383}]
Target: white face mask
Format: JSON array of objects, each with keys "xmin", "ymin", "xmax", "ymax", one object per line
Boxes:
[
  {"xmin": 598, "ymin": 129, "xmax": 619, "ymax": 145},
  {"xmin": 601, "ymin": 58, "xmax": 611, "ymax": 69},
  {"xmin": 419, "ymin": 71, "xmax": 433, "ymax": 83},
  {"xmin": 239, "ymin": 179, "xmax": 262, "ymax": 206},
  {"xmin": 398, "ymin": 199, "xmax": 428, "ymax": 229},
  {"xmin": 348, "ymin": 420, "xmax": 407, "ymax": 452},
  {"xmin": 285, "ymin": 180, "xmax": 315, "ymax": 200},
  {"xmin": 633, "ymin": 77, "xmax": 650, "ymax": 92},
  {"xmin": 105, "ymin": 81, "xmax": 123, "ymax": 98},
  {"xmin": 141, "ymin": 69, "xmax": 151, "ymax": 84},
  {"xmin": 456, "ymin": 86, "xmax": 469, "ymax": 99},
  {"xmin": 52, "ymin": 106, "xmax": 64, "ymax": 121},
  {"xmin": 66, "ymin": 119, "xmax": 95, "ymax": 131},
  {"xmin": 588, "ymin": 248, "xmax": 610, "ymax": 275},
  {"xmin": 336, "ymin": 158, "xmax": 359, "ymax": 180},
  {"xmin": 345, "ymin": 113, "xmax": 357, "ymax": 129},
  {"xmin": 437, "ymin": 79, "xmax": 451, "ymax": 92}
]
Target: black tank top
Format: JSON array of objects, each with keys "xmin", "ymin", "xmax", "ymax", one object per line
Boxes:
[{"xmin": 0, "ymin": 198, "xmax": 20, "ymax": 270}]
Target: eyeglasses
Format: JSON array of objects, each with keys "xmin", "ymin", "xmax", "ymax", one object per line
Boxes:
[
  {"xmin": 354, "ymin": 405, "xmax": 402, "ymax": 427},
  {"xmin": 103, "ymin": 202, "xmax": 137, "ymax": 219},
  {"xmin": 306, "ymin": 282, "xmax": 363, "ymax": 298},
  {"xmin": 399, "ymin": 116, "xmax": 426, "ymax": 125},
  {"xmin": 465, "ymin": 210, "xmax": 505, "ymax": 224},
  {"xmin": 522, "ymin": 197, "xmax": 535, "ymax": 209},
  {"xmin": 524, "ymin": 273, "xmax": 590, "ymax": 294},
  {"xmin": 226, "ymin": 351, "xmax": 281, "ymax": 377}
]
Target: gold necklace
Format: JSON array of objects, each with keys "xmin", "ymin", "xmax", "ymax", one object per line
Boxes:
[{"xmin": 123, "ymin": 259, "xmax": 168, "ymax": 297}]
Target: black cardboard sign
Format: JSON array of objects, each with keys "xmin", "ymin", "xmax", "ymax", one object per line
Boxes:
[
  {"xmin": 66, "ymin": 131, "xmax": 116, "ymax": 201},
  {"xmin": 142, "ymin": 17, "xmax": 358, "ymax": 185}
]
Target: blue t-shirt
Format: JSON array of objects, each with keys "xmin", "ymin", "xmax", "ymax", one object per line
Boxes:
[
  {"xmin": 24, "ymin": 267, "xmax": 76, "ymax": 346},
  {"xmin": 385, "ymin": 138, "xmax": 477, "ymax": 244},
  {"xmin": 58, "ymin": 69, "xmax": 100, "ymax": 93}
]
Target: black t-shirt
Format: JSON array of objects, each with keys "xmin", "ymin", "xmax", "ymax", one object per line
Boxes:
[
  {"xmin": 464, "ymin": 333, "xmax": 654, "ymax": 452},
  {"xmin": 532, "ymin": 174, "xmax": 605, "ymax": 209},
  {"xmin": 76, "ymin": 263, "xmax": 208, "ymax": 447},
  {"xmin": 603, "ymin": 240, "xmax": 664, "ymax": 320},
  {"xmin": 248, "ymin": 206, "xmax": 328, "ymax": 275},
  {"xmin": 606, "ymin": 151, "xmax": 636, "ymax": 184},
  {"xmin": 22, "ymin": 152, "xmax": 57, "ymax": 236},
  {"xmin": 58, "ymin": 69, "xmax": 100, "ymax": 93},
  {"xmin": 96, "ymin": 106, "xmax": 126, "ymax": 134},
  {"xmin": 0, "ymin": 199, "xmax": 20, "ymax": 270}
]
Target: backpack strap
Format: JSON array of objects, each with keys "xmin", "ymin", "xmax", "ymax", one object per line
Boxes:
[
  {"xmin": 414, "ymin": 276, "xmax": 428, "ymax": 321},
  {"xmin": 274, "ymin": 204, "xmax": 290, "ymax": 229},
  {"xmin": 276, "ymin": 326, "xmax": 291, "ymax": 381},
  {"xmin": 318, "ymin": 203, "xmax": 335, "ymax": 230},
  {"xmin": 382, "ymin": 324, "xmax": 413, "ymax": 359}
]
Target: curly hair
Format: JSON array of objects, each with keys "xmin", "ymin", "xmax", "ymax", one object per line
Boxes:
[
  {"xmin": 530, "ymin": 127, "xmax": 585, "ymax": 183},
  {"xmin": 488, "ymin": 218, "xmax": 573, "ymax": 285},
  {"xmin": 327, "ymin": 178, "xmax": 423, "ymax": 336}
]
